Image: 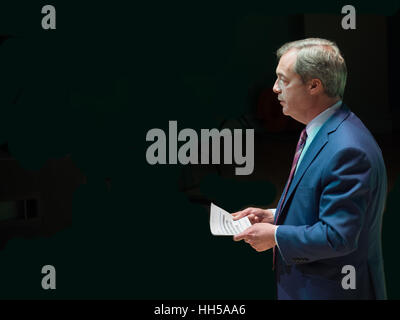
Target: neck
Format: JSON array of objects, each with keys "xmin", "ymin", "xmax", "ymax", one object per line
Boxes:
[{"xmin": 303, "ymin": 96, "xmax": 340, "ymax": 124}]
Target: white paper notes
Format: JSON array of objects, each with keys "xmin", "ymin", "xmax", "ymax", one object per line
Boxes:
[{"xmin": 210, "ymin": 202, "xmax": 251, "ymax": 236}]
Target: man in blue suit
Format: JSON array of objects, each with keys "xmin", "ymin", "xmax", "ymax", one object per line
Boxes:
[{"xmin": 232, "ymin": 38, "xmax": 387, "ymax": 300}]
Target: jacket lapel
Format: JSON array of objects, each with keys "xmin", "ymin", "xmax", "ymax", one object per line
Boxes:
[{"xmin": 276, "ymin": 104, "xmax": 351, "ymax": 224}]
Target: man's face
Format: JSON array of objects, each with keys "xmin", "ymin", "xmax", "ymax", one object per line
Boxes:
[{"xmin": 272, "ymin": 49, "xmax": 311, "ymax": 122}]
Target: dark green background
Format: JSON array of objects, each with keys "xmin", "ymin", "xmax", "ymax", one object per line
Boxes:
[{"xmin": 0, "ymin": 0, "xmax": 399, "ymax": 299}]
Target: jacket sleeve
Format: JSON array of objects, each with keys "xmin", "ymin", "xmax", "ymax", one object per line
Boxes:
[{"xmin": 275, "ymin": 147, "xmax": 372, "ymax": 265}]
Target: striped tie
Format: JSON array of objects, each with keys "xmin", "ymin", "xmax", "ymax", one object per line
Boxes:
[{"xmin": 272, "ymin": 128, "xmax": 308, "ymax": 270}]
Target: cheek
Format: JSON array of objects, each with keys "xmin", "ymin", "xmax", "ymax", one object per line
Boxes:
[
  {"xmin": 284, "ymin": 85, "xmax": 300, "ymax": 101},
  {"xmin": 282, "ymin": 87, "xmax": 291, "ymax": 100},
  {"xmin": 281, "ymin": 85, "xmax": 287, "ymax": 97}
]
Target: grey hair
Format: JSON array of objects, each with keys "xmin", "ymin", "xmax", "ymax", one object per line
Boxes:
[{"xmin": 276, "ymin": 38, "xmax": 347, "ymax": 98}]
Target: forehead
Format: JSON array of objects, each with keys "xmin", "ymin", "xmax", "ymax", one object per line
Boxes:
[{"xmin": 276, "ymin": 49, "xmax": 298, "ymax": 76}]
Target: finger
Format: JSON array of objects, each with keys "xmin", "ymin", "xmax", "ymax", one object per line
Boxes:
[
  {"xmin": 232, "ymin": 208, "xmax": 251, "ymax": 220},
  {"xmin": 248, "ymin": 214, "xmax": 259, "ymax": 224},
  {"xmin": 232, "ymin": 208, "xmax": 249, "ymax": 220},
  {"xmin": 233, "ymin": 230, "xmax": 248, "ymax": 241}
]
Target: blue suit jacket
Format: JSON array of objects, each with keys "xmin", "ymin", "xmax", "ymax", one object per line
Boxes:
[{"xmin": 274, "ymin": 104, "xmax": 387, "ymax": 300}]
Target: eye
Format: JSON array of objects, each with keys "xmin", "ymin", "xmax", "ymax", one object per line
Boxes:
[{"xmin": 279, "ymin": 79, "xmax": 287, "ymax": 86}]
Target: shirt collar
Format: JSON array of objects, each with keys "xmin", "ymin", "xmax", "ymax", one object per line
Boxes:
[{"xmin": 306, "ymin": 100, "xmax": 342, "ymax": 138}]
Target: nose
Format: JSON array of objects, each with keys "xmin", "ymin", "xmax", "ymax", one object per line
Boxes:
[{"xmin": 273, "ymin": 79, "xmax": 281, "ymax": 94}]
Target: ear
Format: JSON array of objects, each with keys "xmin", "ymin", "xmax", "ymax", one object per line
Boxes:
[{"xmin": 308, "ymin": 78, "xmax": 324, "ymax": 95}]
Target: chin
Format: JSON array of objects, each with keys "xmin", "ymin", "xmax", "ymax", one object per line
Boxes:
[{"xmin": 282, "ymin": 107, "xmax": 289, "ymax": 116}]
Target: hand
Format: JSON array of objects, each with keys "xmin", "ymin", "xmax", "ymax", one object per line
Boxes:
[
  {"xmin": 231, "ymin": 207, "xmax": 275, "ymax": 224},
  {"xmin": 233, "ymin": 223, "xmax": 278, "ymax": 252}
]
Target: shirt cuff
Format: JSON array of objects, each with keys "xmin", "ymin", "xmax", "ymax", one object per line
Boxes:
[
  {"xmin": 274, "ymin": 226, "xmax": 281, "ymax": 253},
  {"xmin": 271, "ymin": 207, "xmax": 279, "ymax": 252}
]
